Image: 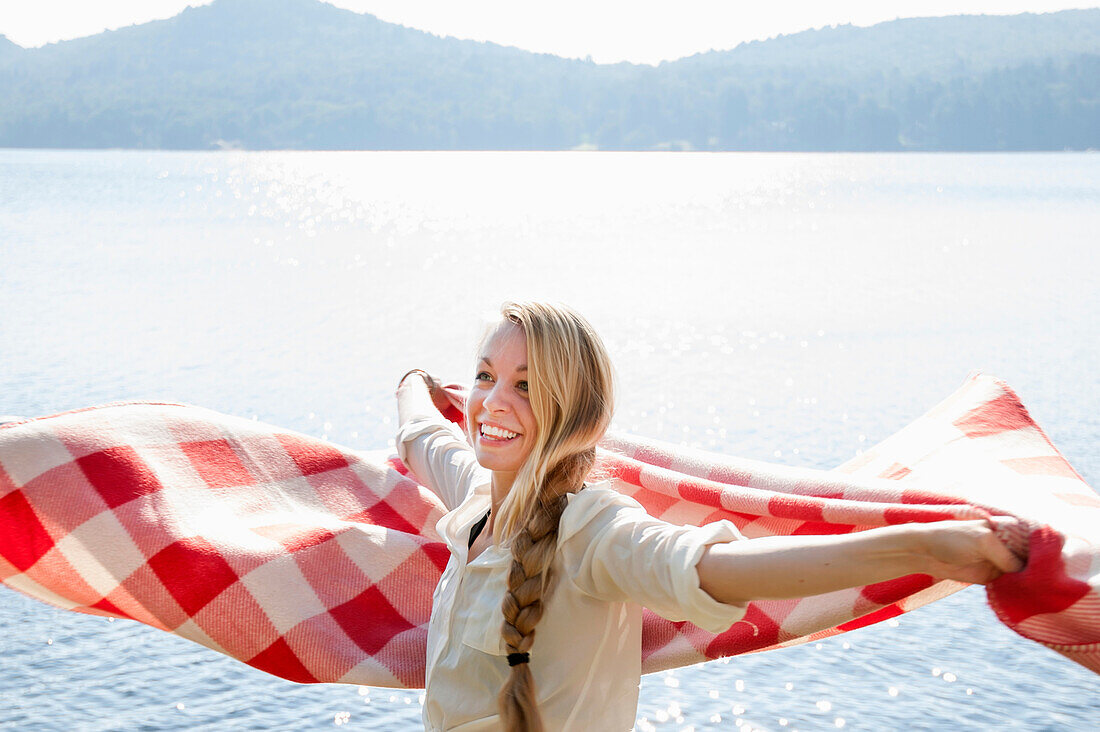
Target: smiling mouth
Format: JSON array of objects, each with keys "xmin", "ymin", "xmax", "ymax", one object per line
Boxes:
[{"xmin": 480, "ymin": 424, "xmax": 520, "ymax": 441}]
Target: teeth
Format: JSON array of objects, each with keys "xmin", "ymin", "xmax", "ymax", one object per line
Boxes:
[{"xmin": 481, "ymin": 424, "xmax": 518, "ymax": 440}]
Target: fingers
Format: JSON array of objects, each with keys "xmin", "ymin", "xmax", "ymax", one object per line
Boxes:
[
  {"xmin": 430, "ymin": 382, "xmax": 454, "ymax": 414},
  {"xmin": 397, "ymin": 369, "xmax": 435, "ymax": 394},
  {"xmin": 927, "ymin": 520, "xmax": 1025, "ymax": 585},
  {"xmin": 984, "ymin": 532, "xmax": 1026, "ymax": 574},
  {"xmin": 979, "ymin": 519, "xmax": 1026, "ymax": 574}
]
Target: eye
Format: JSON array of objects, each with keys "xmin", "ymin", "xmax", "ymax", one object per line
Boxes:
[
  {"xmin": 475, "ymin": 371, "xmax": 493, "ymax": 383},
  {"xmin": 516, "ymin": 380, "xmax": 529, "ymax": 393}
]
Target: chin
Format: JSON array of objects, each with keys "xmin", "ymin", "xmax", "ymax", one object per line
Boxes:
[
  {"xmin": 473, "ymin": 435, "xmax": 528, "ymax": 472},
  {"xmin": 473, "ymin": 453, "xmax": 521, "ymax": 474}
]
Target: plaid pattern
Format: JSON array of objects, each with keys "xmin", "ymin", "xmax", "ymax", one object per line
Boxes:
[{"xmin": 1, "ymin": 372, "xmax": 1096, "ymax": 688}]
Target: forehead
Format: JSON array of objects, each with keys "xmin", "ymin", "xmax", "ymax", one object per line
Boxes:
[{"xmin": 479, "ymin": 321, "xmax": 528, "ymax": 366}]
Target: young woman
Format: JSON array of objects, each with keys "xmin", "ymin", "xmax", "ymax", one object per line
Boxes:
[{"xmin": 396, "ymin": 301, "xmax": 1022, "ymax": 732}]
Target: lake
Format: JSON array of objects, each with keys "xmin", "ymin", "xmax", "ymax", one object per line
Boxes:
[{"xmin": 0, "ymin": 150, "xmax": 1097, "ymax": 730}]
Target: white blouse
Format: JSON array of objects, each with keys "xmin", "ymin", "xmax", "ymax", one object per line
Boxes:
[{"xmin": 397, "ymin": 415, "xmax": 748, "ymax": 732}]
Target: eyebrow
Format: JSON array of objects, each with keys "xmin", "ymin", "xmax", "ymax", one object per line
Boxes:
[{"xmin": 480, "ymin": 357, "xmax": 527, "ymax": 372}]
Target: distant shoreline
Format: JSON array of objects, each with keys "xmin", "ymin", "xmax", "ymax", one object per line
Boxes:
[
  {"xmin": 1, "ymin": 147, "xmax": 1096, "ymax": 154},
  {"xmin": 1, "ymin": 2, "xmax": 1097, "ymax": 152}
]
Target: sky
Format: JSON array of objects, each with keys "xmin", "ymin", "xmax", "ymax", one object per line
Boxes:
[{"xmin": 2, "ymin": 1, "xmax": 1095, "ymax": 63}]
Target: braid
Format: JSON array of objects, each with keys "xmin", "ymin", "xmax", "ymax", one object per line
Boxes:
[
  {"xmin": 497, "ymin": 452, "xmax": 592, "ymax": 732},
  {"xmin": 498, "ymin": 492, "xmax": 566, "ymax": 732}
]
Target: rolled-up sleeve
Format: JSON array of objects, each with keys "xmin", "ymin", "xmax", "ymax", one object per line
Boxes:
[
  {"xmin": 559, "ymin": 488, "xmax": 748, "ymax": 634},
  {"xmin": 396, "ymin": 415, "xmax": 485, "ymax": 512}
]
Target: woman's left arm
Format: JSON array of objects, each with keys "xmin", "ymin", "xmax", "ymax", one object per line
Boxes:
[{"xmin": 697, "ymin": 519, "xmax": 1024, "ymax": 605}]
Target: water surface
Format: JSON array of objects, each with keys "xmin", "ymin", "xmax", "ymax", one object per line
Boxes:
[{"xmin": 1, "ymin": 150, "xmax": 1097, "ymax": 730}]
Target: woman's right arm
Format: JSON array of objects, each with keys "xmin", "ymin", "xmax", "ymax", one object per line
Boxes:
[
  {"xmin": 396, "ymin": 373, "xmax": 443, "ymax": 428},
  {"xmin": 560, "ymin": 490, "xmax": 1023, "ymax": 635},
  {"xmin": 696, "ymin": 519, "xmax": 1023, "ymax": 605},
  {"xmin": 396, "ymin": 374, "xmax": 483, "ymax": 511}
]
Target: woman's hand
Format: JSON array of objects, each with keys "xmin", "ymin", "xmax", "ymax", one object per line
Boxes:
[
  {"xmin": 396, "ymin": 370, "xmax": 453, "ymax": 426},
  {"xmin": 426, "ymin": 376, "xmax": 454, "ymax": 414},
  {"xmin": 914, "ymin": 519, "xmax": 1025, "ymax": 585}
]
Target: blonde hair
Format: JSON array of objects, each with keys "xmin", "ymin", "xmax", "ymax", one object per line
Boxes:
[{"xmin": 486, "ymin": 301, "xmax": 615, "ymax": 732}]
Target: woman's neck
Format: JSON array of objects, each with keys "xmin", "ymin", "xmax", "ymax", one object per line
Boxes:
[{"xmin": 489, "ymin": 471, "xmax": 515, "ymax": 538}]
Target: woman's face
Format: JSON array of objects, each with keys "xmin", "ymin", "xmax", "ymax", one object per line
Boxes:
[{"xmin": 467, "ymin": 322, "xmax": 537, "ymax": 487}]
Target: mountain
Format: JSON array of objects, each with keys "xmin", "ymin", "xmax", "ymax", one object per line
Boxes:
[
  {"xmin": 678, "ymin": 10, "xmax": 1100, "ymax": 77},
  {"xmin": 0, "ymin": 0, "xmax": 1096, "ymax": 151},
  {"xmin": 0, "ymin": 34, "xmax": 23, "ymax": 60}
]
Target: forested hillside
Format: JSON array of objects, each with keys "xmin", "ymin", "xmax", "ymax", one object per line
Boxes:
[{"xmin": 1, "ymin": 0, "xmax": 1096, "ymax": 150}]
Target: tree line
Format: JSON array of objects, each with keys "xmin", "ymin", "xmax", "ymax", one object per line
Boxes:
[{"xmin": 0, "ymin": 0, "xmax": 1096, "ymax": 150}]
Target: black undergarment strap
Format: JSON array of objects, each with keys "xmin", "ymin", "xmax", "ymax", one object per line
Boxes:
[
  {"xmin": 468, "ymin": 510, "xmax": 490, "ymax": 549},
  {"xmin": 507, "ymin": 652, "xmax": 530, "ymax": 666}
]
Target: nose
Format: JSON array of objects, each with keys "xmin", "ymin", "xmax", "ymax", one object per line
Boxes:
[{"xmin": 482, "ymin": 380, "xmax": 511, "ymax": 414}]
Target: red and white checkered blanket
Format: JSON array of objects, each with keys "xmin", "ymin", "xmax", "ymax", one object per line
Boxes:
[{"xmin": 1, "ymin": 372, "xmax": 1097, "ymax": 687}]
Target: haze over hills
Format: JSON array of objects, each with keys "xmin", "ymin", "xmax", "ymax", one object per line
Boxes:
[{"xmin": 0, "ymin": 0, "xmax": 1096, "ymax": 151}]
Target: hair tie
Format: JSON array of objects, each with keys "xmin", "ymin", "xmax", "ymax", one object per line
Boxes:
[{"xmin": 506, "ymin": 652, "xmax": 530, "ymax": 667}]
